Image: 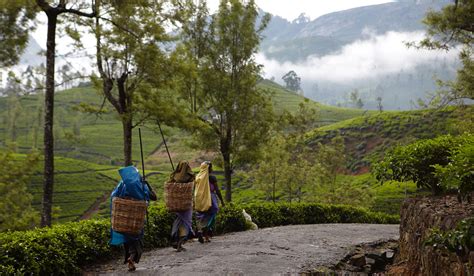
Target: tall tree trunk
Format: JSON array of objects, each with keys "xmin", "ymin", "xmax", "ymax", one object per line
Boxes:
[
  {"xmin": 122, "ymin": 115, "xmax": 133, "ymax": 166},
  {"xmin": 221, "ymin": 126, "xmax": 232, "ymax": 202},
  {"xmin": 41, "ymin": 12, "xmax": 57, "ymax": 227},
  {"xmin": 223, "ymin": 150, "xmax": 232, "ymax": 202}
]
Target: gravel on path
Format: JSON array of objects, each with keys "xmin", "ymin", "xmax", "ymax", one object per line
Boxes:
[{"xmin": 84, "ymin": 223, "xmax": 399, "ymax": 276}]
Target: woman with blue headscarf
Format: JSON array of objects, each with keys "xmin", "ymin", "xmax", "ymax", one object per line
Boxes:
[{"xmin": 110, "ymin": 166, "xmax": 156, "ymax": 271}]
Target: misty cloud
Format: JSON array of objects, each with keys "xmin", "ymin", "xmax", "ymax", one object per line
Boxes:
[{"xmin": 257, "ymin": 31, "xmax": 459, "ymax": 83}]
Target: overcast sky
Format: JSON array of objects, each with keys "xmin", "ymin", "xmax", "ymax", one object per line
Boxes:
[
  {"xmin": 206, "ymin": 0, "xmax": 394, "ymax": 21},
  {"xmin": 29, "ymin": 0, "xmax": 457, "ymax": 91},
  {"xmin": 32, "ymin": 0, "xmax": 395, "ymax": 52}
]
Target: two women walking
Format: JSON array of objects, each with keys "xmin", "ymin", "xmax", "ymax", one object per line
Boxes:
[{"xmin": 169, "ymin": 160, "xmax": 225, "ymax": 250}]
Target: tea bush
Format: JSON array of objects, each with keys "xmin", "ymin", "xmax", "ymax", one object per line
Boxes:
[
  {"xmin": 0, "ymin": 202, "xmax": 398, "ymax": 274},
  {"xmin": 373, "ymin": 133, "xmax": 473, "ymax": 195},
  {"xmin": 242, "ymin": 202, "xmax": 399, "ymax": 228},
  {"xmin": 0, "ymin": 219, "xmax": 110, "ymax": 275},
  {"xmin": 433, "ymin": 140, "xmax": 474, "ymax": 202}
]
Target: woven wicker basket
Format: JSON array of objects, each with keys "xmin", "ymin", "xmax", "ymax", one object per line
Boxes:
[
  {"xmin": 111, "ymin": 197, "xmax": 147, "ymax": 235},
  {"xmin": 164, "ymin": 181, "xmax": 194, "ymax": 212}
]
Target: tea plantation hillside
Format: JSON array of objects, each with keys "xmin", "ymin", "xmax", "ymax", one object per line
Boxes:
[
  {"xmin": 306, "ymin": 105, "xmax": 473, "ymax": 173},
  {"xmin": 0, "ymin": 86, "xmax": 160, "ymax": 165},
  {"xmin": 3, "ymin": 83, "xmax": 467, "ymax": 222},
  {"xmin": 259, "ymin": 80, "xmax": 367, "ymax": 121},
  {"xmin": 0, "ymin": 81, "xmax": 364, "ymax": 168},
  {"xmin": 7, "ymin": 153, "xmax": 119, "ymax": 222}
]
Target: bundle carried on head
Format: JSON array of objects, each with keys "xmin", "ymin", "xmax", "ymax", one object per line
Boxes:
[
  {"xmin": 193, "ymin": 161, "xmax": 212, "ymax": 212},
  {"xmin": 169, "ymin": 160, "xmax": 195, "ymax": 183},
  {"xmin": 165, "ymin": 161, "xmax": 195, "ymax": 212}
]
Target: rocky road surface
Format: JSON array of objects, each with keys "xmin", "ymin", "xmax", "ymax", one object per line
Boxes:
[{"xmin": 84, "ymin": 223, "xmax": 399, "ymax": 275}]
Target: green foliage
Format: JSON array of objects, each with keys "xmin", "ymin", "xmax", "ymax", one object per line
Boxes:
[
  {"xmin": 282, "ymin": 70, "xmax": 301, "ymax": 92},
  {"xmin": 91, "ymin": 0, "xmax": 181, "ymax": 166},
  {"xmin": 242, "ymin": 202, "xmax": 399, "ymax": 228},
  {"xmin": 142, "ymin": 204, "xmax": 175, "ymax": 247},
  {"xmin": 414, "ymin": 0, "xmax": 474, "ymax": 105},
  {"xmin": 315, "ymin": 179, "xmax": 374, "ymax": 207},
  {"xmin": 433, "ymin": 136, "xmax": 474, "ymax": 201},
  {"xmin": 251, "ymin": 102, "xmax": 346, "ymax": 203},
  {"xmin": 424, "ymin": 217, "xmax": 474, "ymax": 257},
  {"xmin": 308, "ymin": 106, "xmax": 471, "ymax": 173},
  {"xmin": 0, "ymin": 81, "xmax": 364, "ymax": 168},
  {"xmin": 373, "ymin": 133, "xmax": 473, "ymax": 195},
  {"xmin": 27, "ymin": 157, "xmax": 117, "ymax": 222},
  {"xmin": 215, "ymin": 204, "xmax": 247, "ymax": 234},
  {"xmin": 178, "ymin": 0, "xmax": 274, "ymax": 201},
  {"xmin": 0, "ymin": 150, "xmax": 39, "ymax": 231},
  {"xmin": 0, "ymin": 219, "xmax": 111, "ymax": 275},
  {"xmin": 0, "ymin": 202, "xmax": 397, "ymax": 274},
  {"xmin": 0, "ymin": 0, "xmax": 37, "ymax": 67},
  {"xmin": 250, "ymin": 135, "xmax": 289, "ymax": 202},
  {"xmin": 258, "ymin": 79, "xmax": 366, "ymax": 121}
]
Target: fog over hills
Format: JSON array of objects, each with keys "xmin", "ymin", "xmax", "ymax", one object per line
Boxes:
[
  {"xmin": 259, "ymin": 0, "xmax": 459, "ymax": 110},
  {"xmin": 7, "ymin": 0, "xmax": 458, "ymax": 110}
]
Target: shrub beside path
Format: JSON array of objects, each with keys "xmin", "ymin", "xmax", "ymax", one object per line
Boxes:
[{"xmin": 85, "ymin": 223, "xmax": 398, "ymax": 275}]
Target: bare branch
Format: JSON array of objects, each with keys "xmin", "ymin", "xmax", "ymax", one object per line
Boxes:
[
  {"xmin": 132, "ymin": 114, "xmax": 152, "ymax": 129},
  {"xmin": 36, "ymin": 0, "xmax": 53, "ymax": 12},
  {"xmin": 97, "ymin": 16, "xmax": 140, "ymax": 39},
  {"xmin": 61, "ymin": 7, "xmax": 96, "ymax": 18},
  {"xmin": 94, "ymin": 96, "xmax": 108, "ymax": 119},
  {"xmin": 102, "ymin": 79, "xmax": 121, "ymax": 113}
]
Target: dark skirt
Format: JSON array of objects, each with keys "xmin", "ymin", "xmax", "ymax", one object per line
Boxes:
[{"xmin": 171, "ymin": 208, "xmax": 194, "ymax": 242}]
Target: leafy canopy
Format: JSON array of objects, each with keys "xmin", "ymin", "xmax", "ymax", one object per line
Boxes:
[
  {"xmin": 0, "ymin": 150, "xmax": 39, "ymax": 231},
  {"xmin": 415, "ymin": 0, "xmax": 474, "ymax": 105},
  {"xmin": 373, "ymin": 133, "xmax": 473, "ymax": 196},
  {"xmin": 0, "ymin": 0, "xmax": 37, "ymax": 67}
]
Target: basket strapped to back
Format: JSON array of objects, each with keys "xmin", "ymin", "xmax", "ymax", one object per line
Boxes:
[
  {"xmin": 164, "ymin": 181, "xmax": 194, "ymax": 212},
  {"xmin": 111, "ymin": 197, "xmax": 147, "ymax": 235}
]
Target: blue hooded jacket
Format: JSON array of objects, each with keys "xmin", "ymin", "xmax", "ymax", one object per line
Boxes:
[{"xmin": 110, "ymin": 166, "xmax": 151, "ymax": 245}]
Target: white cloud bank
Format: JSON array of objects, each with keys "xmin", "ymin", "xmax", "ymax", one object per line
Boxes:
[{"xmin": 257, "ymin": 31, "xmax": 459, "ymax": 83}]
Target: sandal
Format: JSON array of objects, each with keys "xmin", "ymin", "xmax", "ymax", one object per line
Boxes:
[
  {"xmin": 127, "ymin": 258, "xmax": 136, "ymax": 272},
  {"xmin": 197, "ymin": 232, "xmax": 204, "ymax": 244}
]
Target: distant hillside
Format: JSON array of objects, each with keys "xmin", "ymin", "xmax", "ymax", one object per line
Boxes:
[
  {"xmin": 0, "ymin": 83, "xmax": 364, "ymax": 167},
  {"xmin": 306, "ymin": 105, "xmax": 473, "ymax": 173},
  {"xmin": 261, "ymin": 0, "xmax": 451, "ymax": 62},
  {"xmin": 259, "ymin": 79, "xmax": 367, "ymax": 122},
  {"xmin": 259, "ymin": 0, "xmax": 458, "ymax": 110}
]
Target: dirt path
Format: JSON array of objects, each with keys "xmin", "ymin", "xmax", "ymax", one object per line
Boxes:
[
  {"xmin": 85, "ymin": 223, "xmax": 398, "ymax": 275},
  {"xmin": 80, "ymin": 191, "xmax": 110, "ymax": 220}
]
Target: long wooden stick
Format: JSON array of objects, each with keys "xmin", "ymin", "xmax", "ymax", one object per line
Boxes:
[
  {"xmin": 138, "ymin": 128, "xmax": 150, "ymax": 232},
  {"xmin": 139, "ymin": 128, "xmax": 146, "ymax": 180},
  {"xmin": 157, "ymin": 119, "xmax": 174, "ymax": 171}
]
